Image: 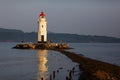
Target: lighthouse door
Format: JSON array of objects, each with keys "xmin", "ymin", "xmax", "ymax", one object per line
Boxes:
[{"xmin": 41, "ymin": 35, "xmax": 44, "ymax": 42}]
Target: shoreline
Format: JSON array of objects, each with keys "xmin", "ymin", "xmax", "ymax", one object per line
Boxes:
[{"xmin": 55, "ymin": 49, "xmax": 120, "ymax": 80}]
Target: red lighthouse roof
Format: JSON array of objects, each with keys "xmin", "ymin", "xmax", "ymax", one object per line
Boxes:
[{"xmin": 40, "ymin": 12, "xmax": 45, "ymax": 17}]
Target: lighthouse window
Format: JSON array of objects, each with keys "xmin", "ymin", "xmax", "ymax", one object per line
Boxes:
[{"xmin": 42, "ymin": 25, "xmax": 44, "ymax": 28}]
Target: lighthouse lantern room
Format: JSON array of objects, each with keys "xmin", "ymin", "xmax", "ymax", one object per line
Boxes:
[{"xmin": 38, "ymin": 12, "xmax": 47, "ymax": 43}]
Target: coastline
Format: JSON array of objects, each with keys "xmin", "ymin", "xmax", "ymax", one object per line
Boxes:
[{"xmin": 55, "ymin": 49, "xmax": 120, "ymax": 80}]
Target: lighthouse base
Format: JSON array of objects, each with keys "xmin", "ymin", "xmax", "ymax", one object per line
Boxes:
[
  {"xmin": 13, "ymin": 42, "xmax": 70, "ymax": 49},
  {"xmin": 38, "ymin": 41, "xmax": 47, "ymax": 43}
]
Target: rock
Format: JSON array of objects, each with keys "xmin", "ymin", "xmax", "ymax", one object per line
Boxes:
[{"xmin": 13, "ymin": 43, "xmax": 71, "ymax": 49}]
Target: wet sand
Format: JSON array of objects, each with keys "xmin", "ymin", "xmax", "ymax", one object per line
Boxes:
[{"xmin": 55, "ymin": 49, "xmax": 120, "ymax": 80}]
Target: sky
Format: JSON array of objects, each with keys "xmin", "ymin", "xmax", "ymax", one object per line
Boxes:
[{"xmin": 0, "ymin": 0, "xmax": 120, "ymax": 38}]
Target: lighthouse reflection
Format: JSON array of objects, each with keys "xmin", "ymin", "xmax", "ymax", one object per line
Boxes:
[{"xmin": 37, "ymin": 50, "xmax": 48, "ymax": 80}]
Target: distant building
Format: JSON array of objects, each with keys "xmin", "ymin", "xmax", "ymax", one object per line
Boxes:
[{"xmin": 38, "ymin": 12, "xmax": 47, "ymax": 43}]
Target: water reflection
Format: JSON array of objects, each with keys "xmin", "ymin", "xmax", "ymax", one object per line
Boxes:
[{"xmin": 37, "ymin": 50, "xmax": 48, "ymax": 80}]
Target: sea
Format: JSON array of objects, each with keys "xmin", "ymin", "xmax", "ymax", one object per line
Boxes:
[
  {"xmin": 0, "ymin": 42, "xmax": 79, "ymax": 80},
  {"xmin": 69, "ymin": 43, "xmax": 120, "ymax": 66},
  {"xmin": 0, "ymin": 42, "xmax": 120, "ymax": 80}
]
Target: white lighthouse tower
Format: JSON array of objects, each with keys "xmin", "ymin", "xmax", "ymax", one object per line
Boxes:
[{"xmin": 38, "ymin": 12, "xmax": 47, "ymax": 43}]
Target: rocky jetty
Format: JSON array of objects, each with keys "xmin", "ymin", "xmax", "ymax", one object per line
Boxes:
[
  {"xmin": 56, "ymin": 50, "xmax": 120, "ymax": 80},
  {"xmin": 13, "ymin": 43, "xmax": 70, "ymax": 49}
]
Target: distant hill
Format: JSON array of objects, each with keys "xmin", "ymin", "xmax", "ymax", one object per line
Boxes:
[{"xmin": 0, "ymin": 28, "xmax": 120, "ymax": 43}]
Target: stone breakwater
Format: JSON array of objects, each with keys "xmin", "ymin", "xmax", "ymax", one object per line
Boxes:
[
  {"xmin": 13, "ymin": 43, "xmax": 70, "ymax": 49},
  {"xmin": 55, "ymin": 50, "xmax": 120, "ymax": 80}
]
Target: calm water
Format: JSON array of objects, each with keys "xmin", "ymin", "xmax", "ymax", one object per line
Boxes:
[
  {"xmin": 0, "ymin": 43, "xmax": 120, "ymax": 80},
  {"xmin": 0, "ymin": 42, "xmax": 79, "ymax": 80},
  {"xmin": 69, "ymin": 43, "xmax": 120, "ymax": 66}
]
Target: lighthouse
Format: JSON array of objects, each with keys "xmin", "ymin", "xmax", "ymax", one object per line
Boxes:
[
  {"xmin": 38, "ymin": 12, "xmax": 47, "ymax": 43},
  {"xmin": 13, "ymin": 11, "xmax": 69, "ymax": 49}
]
